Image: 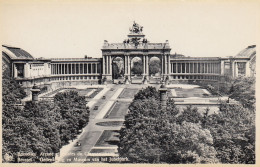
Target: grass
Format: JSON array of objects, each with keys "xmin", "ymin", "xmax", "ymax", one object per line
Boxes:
[
  {"xmin": 88, "ymin": 88, "xmax": 103, "ymax": 98},
  {"xmin": 118, "ymin": 88, "xmax": 139, "ymax": 99},
  {"xmin": 104, "ymin": 102, "xmax": 130, "ymax": 119},
  {"xmin": 174, "ymin": 88, "xmax": 209, "ymax": 98},
  {"xmin": 96, "ymin": 121, "xmax": 123, "ymax": 127},
  {"xmin": 77, "ymin": 88, "xmax": 96, "ymax": 96},
  {"xmin": 95, "ymin": 130, "xmax": 119, "ymax": 147}
]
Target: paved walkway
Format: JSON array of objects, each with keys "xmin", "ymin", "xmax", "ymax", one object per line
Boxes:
[
  {"xmin": 95, "ymin": 101, "xmax": 115, "ymax": 119},
  {"xmin": 57, "ymin": 84, "xmax": 132, "ymax": 163},
  {"xmin": 56, "ymin": 83, "xmax": 225, "ymax": 163}
]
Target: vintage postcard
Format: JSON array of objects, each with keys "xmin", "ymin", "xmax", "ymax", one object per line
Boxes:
[{"xmin": 1, "ymin": 0, "xmax": 259, "ymax": 166}]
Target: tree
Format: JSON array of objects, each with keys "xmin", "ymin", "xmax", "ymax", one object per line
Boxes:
[
  {"xmin": 203, "ymin": 102, "xmax": 255, "ymax": 163},
  {"xmin": 112, "ymin": 63, "xmax": 120, "ymax": 79},
  {"xmin": 160, "ymin": 121, "xmax": 218, "ymax": 164},
  {"xmin": 2, "ymin": 100, "xmax": 63, "ymax": 162},
  {"xmin": 229, "ymin": 77, "xmax": 255, "ymax": 110},
  {"xmin": 176, "ymin": 105, "xmax": 203, "ymax": 124},
  {"xmin": 131, "ymin": 61, "xmax": 143, "ymax": 75},
  {"xmin": 2, "ymin": 69, "xmax": 27, "ymax": 161},
  {"xmin": 119, "ymin": 95, "xmax": 217, "ymax": 163},
  {"xmin": 149, "ymin": 59, "xmax": 160, "ymax": 75},
  {"xmin": 133, "ymin": 86, "xmax": 160, "ymax": 101},
  {"xmin": 53, "ymin": 90, "xmax": 90, "ymax": 145},
  {"xmin": 2, "ymin": 69, "xmax": 26, "ymax": 105},
  {"xmin": 2, "ymin": 72, "xmax": 91, "ymax": 162}
]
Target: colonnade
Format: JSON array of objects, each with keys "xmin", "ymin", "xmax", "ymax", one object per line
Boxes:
[
  {"xmin": 51, "ymin": 63, "xmax": 100, "ymax": 75},
  {"xmin": 170, "ymin": 62, "xmax": 221, "ymax": 74}
]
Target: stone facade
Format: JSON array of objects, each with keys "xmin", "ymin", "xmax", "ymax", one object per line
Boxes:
[{"xmin": 2, "ymin": 23, "xmax": 256, "ymax": 94}]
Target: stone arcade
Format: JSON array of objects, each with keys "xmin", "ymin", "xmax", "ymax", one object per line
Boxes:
[{"xmin": 2, "ymin": 22, "xmax": 256, "ymax": 95}]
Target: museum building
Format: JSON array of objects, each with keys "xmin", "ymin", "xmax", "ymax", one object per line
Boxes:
[{"xmin": 2, "ymin": 22, "xmax": 256, "ymax": 95}]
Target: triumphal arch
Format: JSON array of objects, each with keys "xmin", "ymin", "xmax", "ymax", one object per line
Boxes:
[{"xmin": 101, "ymin": 22, "xmax": 171, "ymax": 83}]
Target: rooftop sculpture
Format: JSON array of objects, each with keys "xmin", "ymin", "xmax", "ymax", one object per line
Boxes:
[{"xmin": 129, "ymin": 21, "xmax": 143, "ymax": 34}]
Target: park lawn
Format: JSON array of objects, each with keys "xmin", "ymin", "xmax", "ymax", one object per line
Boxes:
[
  {"xmin": 174, "ymin": 88, "xmax": 207, "ymax": 97},
  {"xmin": 104, "ymin": 102, "xmax": 130, "ymax": 119},
  {"xmin": 96, "ymin": 121, "xmax": 124, "ymax": 127},
  {"xmin": 118, "ymin": 88, "xmax": 139, "ymax": 99},
  {"xmin": 95, "ymin": 130, "xmax": 119, "ymax": 147},
  {"xmin": 77, "ymin": 88, "xmax": 96, "ymax": 96}
]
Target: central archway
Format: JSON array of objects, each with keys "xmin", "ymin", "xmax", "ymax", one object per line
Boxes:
[
  {"xmin": 130, "ymin": 56, "xmax": 143, "ymax": 84},
  {"xmin": 149, "ymin": 56, "xmax": 161, "ymax": 84}
]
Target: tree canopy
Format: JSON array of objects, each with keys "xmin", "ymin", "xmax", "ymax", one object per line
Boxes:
[
  {"xmin": 2, "ymin": 71, "xmax": 90, "ymax": 162},
  {"xmin": 118, "ymin": 87, "xmax": 218, "ymax": 163},
  {"xmin": 131, "ymin": 61, "xmax": 143, "ymax": 75},
  {"xmin": 229, "ymin": 77, "xmax": 255, "ymax": 110},
  {"xmin": 149, "ymin": 59, "xmax": 160, "ymax": 75},
  {"xmin": 118, "ymin": 84, "xmax": 255, "ymax": 164}
]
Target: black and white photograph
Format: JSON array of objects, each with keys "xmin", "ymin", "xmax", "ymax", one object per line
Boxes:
[{"xmin": 1, "ymin": 0, "xmax": 259, "ymax": 165}]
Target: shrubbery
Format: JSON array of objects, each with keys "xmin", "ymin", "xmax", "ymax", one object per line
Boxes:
[
  {"xmin": 118, "ymin": 84, "xmax": 255, "ymax": 164},
  {"xmin": 194, "ymin": 77, "xmax": 255, "ymax": 110},
  {"xmin": 2, "ymin": 71, "xmax": 90, "ymax": 162}
]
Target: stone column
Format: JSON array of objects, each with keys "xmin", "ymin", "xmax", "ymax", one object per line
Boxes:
[
  {"xmin": 124, "ymin": 56, "xmax": 127, "ymax": 75},
  {"xmin": 176, "ymin": 62, "xmax": 178, "ymax": 73},
  {"xmin": 146, "ymin": 55, "xmax": 149, "ymax": 76},
  {"xmin": 128, "ymin": 55, "xmax": 131, "ymax": 76},
  {"xmin": 58, "ymin": 64, "xmax": 60, "ymax": 74},
  {"xmin": 13, "ymin": 64, "xmax": 18, "ymax": 77},
  {"xmin": 56, "ymin": 64, "xmax": 58, "ymax": 74},
  {"xmin": 165, "ymin": 55, "xmax": 168, "ymax": 75},
  {"xmin": 24, "ymin": 63, "xmax": 30, "ymax": 78},
  {"xmin": 159, "ymin": 83, "xmax": 168, "ymax": 109},
  {"xmin": 31, "ymin": 84, "xmax": 40, "ymax": 103},
  {"xmin": 96, "ymin": 63, "xmax": 98, "ymax": 74},
  {"xmin": 106, "ymin": 56, "xmax": 108, "ymax": 74},
  {"xmin": 143, "ymin": 56, "xmax": 146, "ymax": 75},
  {"xmin": 168, "ymin": 55, "xmax": 170, "ymax": 74},
  {"xmin": 107, "ymin": 57, "xmax": 110, "ymax": 75},
  {"xmin": 102, "ymin": 56, "xmax": 105, "ymax": 75},
  {"xmin": 164, "ymin": 55, "xmax": 168, "ymax": 75},
  {"xmin": 161, "ymin": 56, "xmax": 164, "ymax": 75},
  {"xmin": 146, "ymin": 55, "xmax": 149, "ymax": 75},
  {"xmin": 110, "ymin": 56, "xmax": 112, "ymax": 75}
]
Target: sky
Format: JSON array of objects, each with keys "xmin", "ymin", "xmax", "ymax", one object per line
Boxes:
[{"xmin": 1, "ymin": 0, "xmax": 259, "ymax": 59}]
